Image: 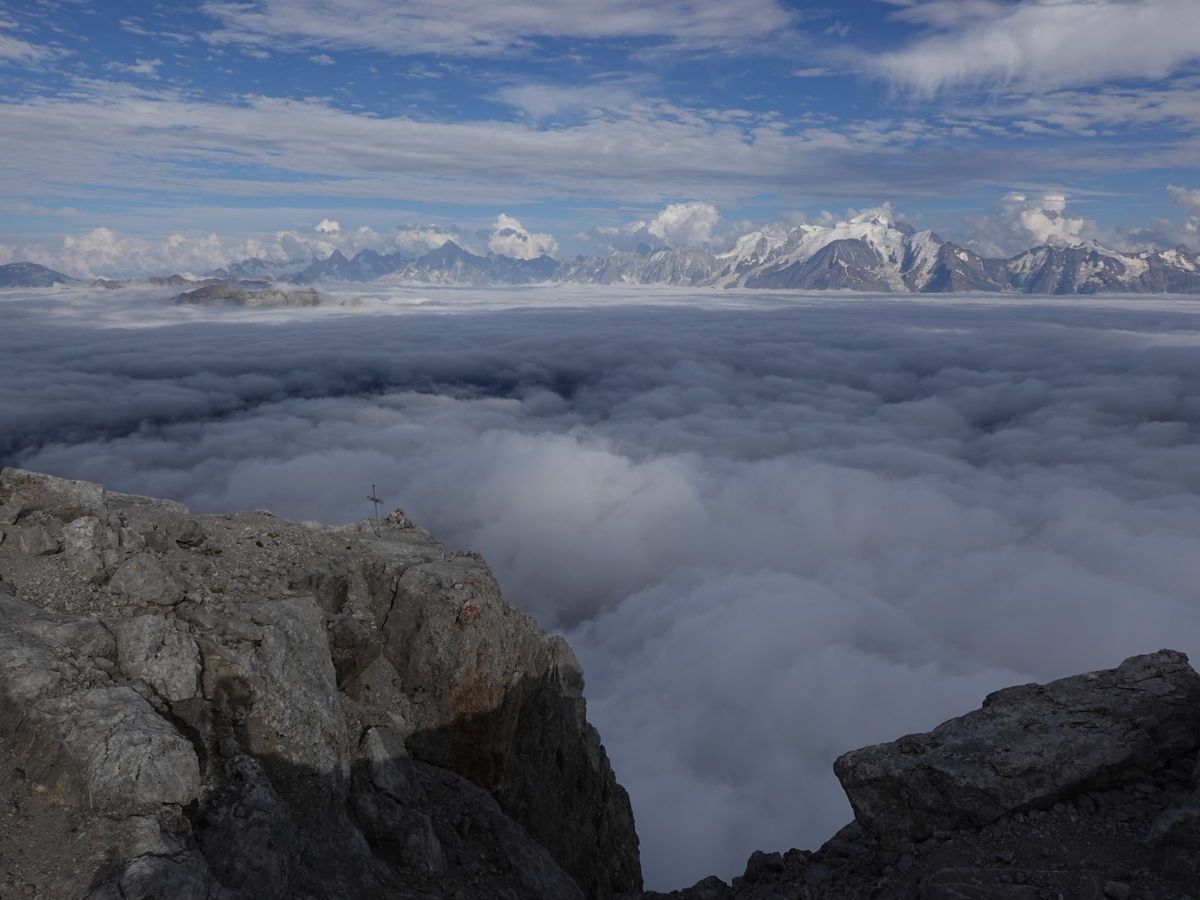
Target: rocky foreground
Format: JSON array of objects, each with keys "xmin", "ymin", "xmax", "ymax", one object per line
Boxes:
[
  {"xmin": 3, "ymin": 469, "xmax": 1200, "ymax": 900},
  {"xmin": 648, "ymin": 653, "xmax": 1200, "ymax": 900},
  {"xmin": 0, "ymin": 468, "xmax": 639, "ymax": 899}
]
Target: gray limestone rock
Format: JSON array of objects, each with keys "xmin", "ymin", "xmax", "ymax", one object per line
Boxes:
[
  {"xmin": 834, "ymin": 651, "xmax": 1200, "ymax": 846},
  {"xmin": 62, "ymin": 514, "xmax": 115, "ymax": 578},
  {"xmin": 113, "ymin": 614, "xmax": 201, "ymax": 702},
  {"xmin": 109, "ymin": 553, "xmax": 184, "ymax": 605},
  {"xmin": 14, "ymin": 685, "xmax": 201, "ymax": 808},
  {"xmin": 17, "ymin": 524, "xmax": 62, "ymax": 556},
  {"xmin": 0, "ymin": 467, "xmax": 640, "ymax": 899}
]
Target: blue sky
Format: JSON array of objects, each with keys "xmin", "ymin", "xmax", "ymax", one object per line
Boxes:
[{"xmin": 2, "ymin": 0, "xmax": 1200, "ymax": 274}]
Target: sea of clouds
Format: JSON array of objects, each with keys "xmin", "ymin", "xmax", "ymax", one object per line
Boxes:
[{"xmin": 4, "ymin": 283, "xmax": 1200, "ymax": 888}]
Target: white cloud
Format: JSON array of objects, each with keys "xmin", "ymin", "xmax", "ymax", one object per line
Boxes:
[
  {"xmin": 596, "ymin": 201, "xmax": 721, "ymax": 250},
  {"xmin": 0, "ymin": 21, "xmax": 52, "ymax": 65},
  {"xmin": 1168, "ymin": 184, "xmax": 1200, "ymax": 235},
  {"xmin": 13, "ymin": 222, "xmax": 398, "ymax": 278},
  {"xmin": 968, "ymin": 191, "xmax": 1094, "ymax": 256},
  {"xmin": 874, "ymin": 0, "xmax": 1200, "ymax": 93},
  {"xmin": 487, "ymin": 214, "xmax": 559, "ymax": 259},
  {"xmin": 106, "ymin": 58, "xmax": 163, "ymax": 78},
  {"xmin": 492, "ymin": 82, "xmax": 640, "ymax": 119},
  {"xmin": 19, "ymin": 227, "xmax": 233, "ymax": 278},
  {"xmin": 315, "ymin": 218, "xmax": 340, "ymax": 234},
  {"xmin": 0, "ymin": 82, "xmax": 946, "ymax": 210},
  {"xmin": 647, "ymin": 202, "xmax": 720, "ymax": 247},
  {"xmin": 1004, "ymin": 192, "xmax": 1087, "ymax": 246},
  {"xmin": 394, "ymin": 224, "xmax": 460, "ymax": 254},
  {"xmin": 201, "ymin": 0, "xmax": 796, "ymax": 56},
  {"xmin": 308, "ymin": 52, "xmax": 334, "ymax": 65}
]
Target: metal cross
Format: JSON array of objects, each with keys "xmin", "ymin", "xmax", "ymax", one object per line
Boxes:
[{"xmin": 367, "ymin": 483, "xmax": 382, "ymax": 536}]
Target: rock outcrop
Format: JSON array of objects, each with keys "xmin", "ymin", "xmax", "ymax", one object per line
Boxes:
[
  {"xmin": 0, "ymin": 261, "xmax": 76, "ymax": 287},
  {"xmin": 173, "ymin": 282, "xmax": 321, "ymax": 307},
  {"xmin": 0, "ymin": 468, "xmax": 641, "ymax": 899},
  {"xmin": 834, "ymin": 651, "xmax": 1200, "ymax": 847},
  {"xmin": 646, "ymin": 651, "xmax": 1200, "ymax": 899}
]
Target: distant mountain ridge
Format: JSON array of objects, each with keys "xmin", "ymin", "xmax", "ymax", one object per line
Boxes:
[
  {"xmin": 0, "ymin": 262, "xmax": 75, "ymax": 287},
  {"xmin": 6, "ymin": 215, "xmax": 1200, "ymax": 294},
  {"xmin": 246, "ymin": 214, "xmax": 1198, "ymax": 295}
]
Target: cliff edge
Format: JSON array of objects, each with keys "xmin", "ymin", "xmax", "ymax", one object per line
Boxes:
[
  {"xmin": 645, "ymin": 651, "xmax": 1200, "ymax": 899},
  {"xmin": 0, "ymin": 468, "xmax": 642, "ymax": 899}
]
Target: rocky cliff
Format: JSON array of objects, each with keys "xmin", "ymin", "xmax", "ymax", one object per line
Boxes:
[
  {"xmin": 645, "ymin": 651, "xmax": 1200, "ymax": 899},
  {"xmin": 0, "ymin": 468, "xmax": 641, "ymax": 899}
]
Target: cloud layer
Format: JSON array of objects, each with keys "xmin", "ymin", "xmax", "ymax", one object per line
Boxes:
[
  {"xmin": 4, "ymin": 286, "xmax": 1200, "ymax": 888},
  {"xmin": 201, "ymin": 0, "xmax": 796, "ymax": 56}
]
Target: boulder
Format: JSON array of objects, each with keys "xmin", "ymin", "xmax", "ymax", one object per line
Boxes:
[
  {"xmin": 1146, "ymin": 801, "xmax": 1200, "ymax": 850},
  {"xmin": 17, "ymin": 524, "xmax": 61, "ymax": 556},
  {"xmin": 62, "ymin": 514, "xmax": 115, "ymax": 577},
  {"xmin": 113, "ymin": 615, "xmax": 201, "ymax": 702},
  {"xmin": 13, "ymin": 685, "xmax": 201, "ymax": 808},
  {"xmin": 834, "ymin": 651, "xmax": 1200, "ymax": 846},
  {"xmin": 108, "ymin": 553, "xmax": 183, "ymax": 606}
]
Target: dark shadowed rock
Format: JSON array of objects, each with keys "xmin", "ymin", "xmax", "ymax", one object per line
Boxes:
[
  {"xmin": 1146, "ymin": 801, "xmax": 1200, "ymax": 850},
  {"xmin": 833, "ymin": 651, "xmax": 1200, "ymax": 847}
]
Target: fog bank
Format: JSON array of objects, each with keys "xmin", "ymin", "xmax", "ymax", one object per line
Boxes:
[{"xmin": 4, "ymin": 284, "xmax": 1200, "ymax": 887}]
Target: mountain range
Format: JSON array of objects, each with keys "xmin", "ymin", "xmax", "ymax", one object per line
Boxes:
[
  {"xmin": 238, "ymin": 210, "xmax": 1200, "ymax": 294},
  {"xmin": 5, "ymin": 211, "xmax": 1200, "ymax": 293}
]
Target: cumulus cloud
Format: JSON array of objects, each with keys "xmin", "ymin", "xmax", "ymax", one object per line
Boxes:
[
  {"xmin": 647, "ymin": 202, "xmax": 720, "ymax": 247},
  {"xmin": 393, "ymin": 224, "xmax": 461, "ymax": 254},
  {"xmin": 1168, "ymin": 184, "xmax": 1200, "ymax": 236},
  {"xmin": 20, "ymin": 227, "xmax": 233, "ymax": 279},
  {"xmin": 595, "ymin": 201, "xmax": 721, "ymax": 250},
  {"xmin": 1002, "ymin": 192, "xmax": 1088, "ymax": 246},
  {"xmin": 315, "ymin": 218, "xmax": 340, "ymax": 234},
  {"xmin": 487, "ymin": 214, "xmax": 558, "ymax": 259},
  {"xmin": 4, "ymin": 286, "xmax": 1200, "ymax": 888},
  {"xmin": 874, "ymin": 0, "xmax": 1200, "ymax": 94},
  {"xmin": 966, "ymin": 191, "xmax": 1095, "ymax": 256}
]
